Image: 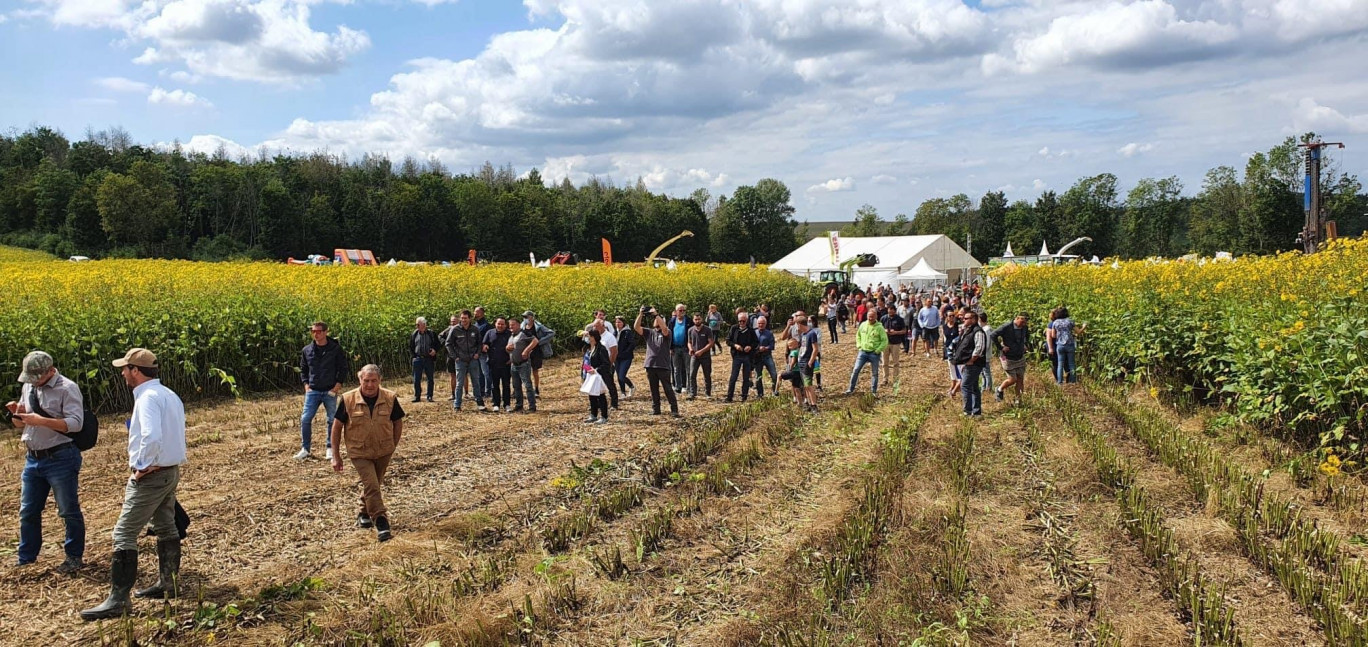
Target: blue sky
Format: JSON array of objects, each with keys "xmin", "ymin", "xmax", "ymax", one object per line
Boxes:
[{"xmin": 3, "ymin": 0, "xmax": 1367, "ymax": 227}]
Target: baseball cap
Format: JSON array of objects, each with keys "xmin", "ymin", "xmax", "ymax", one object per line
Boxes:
[
  {"xmin": 112, "ymin": 348, "xmax": 158, "ymax": 369},
  {"xmin": 18, "ymin": 351, "xmax": 54, "ymax": 384},
  {"xmin": 522, "ymin": 310, "xmax": 535, "ymax": 318}
]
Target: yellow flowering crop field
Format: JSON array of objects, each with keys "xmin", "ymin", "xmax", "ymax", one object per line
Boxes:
[
  {"xmin": 987, "ymin": 237, "xmax": 1368, "ymax": 454},
  {"xmin": 0, "ymin": 255, "xmax": 817, "ymax": 411}
]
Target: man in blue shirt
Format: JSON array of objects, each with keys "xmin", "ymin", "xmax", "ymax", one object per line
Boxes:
[
  {"xmin": 915, "ymin": 298, "xmax": 942, "ymax": 357},
  {"xmin": 669, "ymin": 304, "xmax": 689, "ymax": 393}
]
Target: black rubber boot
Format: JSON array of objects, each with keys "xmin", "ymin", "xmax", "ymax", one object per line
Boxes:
[
  {"xmin": 135, "ymin": 539, "xmax": 181, "ymax": 599},
  {"xmin": 80, "ymin": 549, "xmax": 138, "ymax": 621}
]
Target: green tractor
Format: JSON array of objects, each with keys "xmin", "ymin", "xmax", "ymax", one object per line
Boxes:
[{"xmin": 820, "ymin": 254, "xmax": 878, "ymax": 296}]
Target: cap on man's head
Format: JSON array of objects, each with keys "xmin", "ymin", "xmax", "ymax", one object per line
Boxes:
[
  {"xmin": 18, "ymin": 351, "xmax": 54, "ymax": 384},
  {"xmin": 112, "ymin": 348, "xmax": 158, "ymax": 369},
  {"xmin": 523, "ymin": 310, "xmax": 535, "ymax": 318}
]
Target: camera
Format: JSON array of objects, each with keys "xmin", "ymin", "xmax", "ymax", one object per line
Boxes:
[{"xmin": 640, "ymin": 305, "xmax": 657, "ymax": 326}]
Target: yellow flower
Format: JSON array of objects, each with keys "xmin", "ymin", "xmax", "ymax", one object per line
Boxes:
[{"xmin": 1149, "ymin": 387, "xmax": 1160, "ymax": 399}]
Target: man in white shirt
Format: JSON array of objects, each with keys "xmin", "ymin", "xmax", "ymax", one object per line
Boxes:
[
  {"xmin": 81, "ymin": 348, "xmax": 187, "ymax": 621},
  {"xmin": 583, "ymin": 313, "xmax": 619, "ymax": 409}
]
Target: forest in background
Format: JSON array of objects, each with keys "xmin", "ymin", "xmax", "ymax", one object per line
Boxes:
[{"xmin": 1, "ymin": 126, "xmax": 1363, "ymax": 264}]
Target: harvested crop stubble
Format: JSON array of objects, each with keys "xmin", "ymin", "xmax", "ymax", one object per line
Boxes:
[{"xmin": 0, "ymin": 260, "xmax": 816, "ymax": 411}]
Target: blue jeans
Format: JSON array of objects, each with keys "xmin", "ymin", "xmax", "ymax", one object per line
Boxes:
[
  {"xmin": 1056, "ymin": 348, "xmax": 1077, "ymax": 383},
  {"xmin": 615, "ymin": 357, "xmax": 635, "ymax": 391},
  {"xmin": 848, "ymin": 350, "xmax": 882, "ymax": 393},
  {"xmin": 18, "ymin": 443, "xmax": 84, "ymax": 563},
  {"xmin": 454, "ymin": 359, "xmax": 485, "ymax": 408},
  {"xmin": 512, "ymin": 363, "xmax": 536, "ymax": 409},
  {"xmin": 480, "ymin": 355, "xmax": 492, "ymax": 398},
  {"xmin": 754, "ymin": 354, "xmax": 778, "ymax": 396},
  {"xmin": 962, "ymin": 363, "xmax": 984, "ymax": 415},
  {"xmin": 300, "ymin": 390, "xmax": 337, "ymax": 451},
  {"xmin": 412, "ymin": 357, "xmax": 435, "ymax": 399}
]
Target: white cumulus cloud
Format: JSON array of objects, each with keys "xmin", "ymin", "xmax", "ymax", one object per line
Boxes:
[
  {"xmin": 31, "ymin": 0, "xmax": 370, "ymax": 83},
  {"xmin": 148, "ymin": 86, "xmax": 213, "ymax": 108},
  {"xmin": 1293, "ymin": 97, "xmax": 1368, "ymax": 135},
  {"xmin": 94, "ymin": 76, "xmax": 149, "ymax": 92},
  {"xmin": 1117, "ymin": 142, "xmax": 1155, "ymax": 157},
  {"xmin": 807, "ymin": 177, "xmax": 855, "ymax": 193}
]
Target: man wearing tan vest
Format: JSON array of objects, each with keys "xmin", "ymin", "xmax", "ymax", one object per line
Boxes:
[{"xmin": 329, "ymin": 365, "xmax": 405, "ymax": 542}]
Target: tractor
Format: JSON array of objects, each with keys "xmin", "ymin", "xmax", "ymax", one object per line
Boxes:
[{"xmin": 819, "ymin": 253, "xmax": 877, "ymax": 296}]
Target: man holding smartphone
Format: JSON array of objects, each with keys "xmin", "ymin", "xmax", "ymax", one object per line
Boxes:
[{"xmin": 8, "ymin": 351, "xmax": 86, "ymax": 575}]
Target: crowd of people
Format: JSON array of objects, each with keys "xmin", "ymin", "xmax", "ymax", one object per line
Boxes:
[{"xmin": 6, "ymin": 278, "xmax": 1087, "ymax": 623}]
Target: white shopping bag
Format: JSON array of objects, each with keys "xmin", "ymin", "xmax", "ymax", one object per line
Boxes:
[{"xmin": 580, "ymin": 372, "xmax": 606, "ymax": 396}]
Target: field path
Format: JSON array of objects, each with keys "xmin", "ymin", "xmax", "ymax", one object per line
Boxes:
[{"xmin": 0, "ymin": 352, "xmax": 739, "ymax": 645}]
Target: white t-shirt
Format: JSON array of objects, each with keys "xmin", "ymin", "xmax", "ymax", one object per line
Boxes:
[{"xmin": 583, "ymin": 319, "xmax": 617, "ymax": 350}]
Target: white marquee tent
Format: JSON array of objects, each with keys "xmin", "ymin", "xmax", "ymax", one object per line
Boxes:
[
  {"xmin": 770, "ymin": 234, "xmax": 980, "ymax": 288},
  {"xmin": 897, "ymin": 257, "xmax": 948, "ymax": 285}
]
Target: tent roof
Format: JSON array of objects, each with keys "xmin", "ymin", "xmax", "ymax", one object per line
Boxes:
[
  {"xmin": 769, "ymin": 235, "xmax": 981, "ymax": 273},
  {"xmin": 898, "ymin": 257, "xmax": 948, "ymax": 280}
]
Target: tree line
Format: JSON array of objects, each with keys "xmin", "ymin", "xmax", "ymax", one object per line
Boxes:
[
  {"xmin": 3, "ymin": 126, "xmax": 1363, "ymax": 265},
  {"xmin": 0, "ymin": 126, "xmax": 800, "ymax": 264},
  {"xmin": 824, "ymin": 134, "xmax": 1365, "ymax": 261}
]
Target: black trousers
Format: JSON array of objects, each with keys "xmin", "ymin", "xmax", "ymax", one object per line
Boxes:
[
  {"xmin": 727, "ymin": 356, "xmax": 753, "ymax": 401},
  {"xmin": 603, "ymin": 363, "xmax": 619, "ymax": 408},
  {"xmin": 588, "ymin": 394, "xmax": 609, "ymax": 418},
  {"xmin": 646, "ymin": 367, "xmax": 679, "ymax": 414},
  {"xmin": 689, "ymin": 353, "xmax": 712, "ymax": 396},
  {"xmin": 827, "ymin": 318, "xmax": 839, "ymax": 343},
  {"xmin": 489, "ymin": 366, "xmax": 511, "ymax": 408}
]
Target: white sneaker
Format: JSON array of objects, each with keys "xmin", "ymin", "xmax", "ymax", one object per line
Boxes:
[
  {"xmin": 491, "ymin": 405, "xmax": 500, "ymax": 412},
  {"xmin": 293, "ymin": 448, "xmax": 310, "ymax": 460},
  {"xmin": 325, "ymin": 448, "xmax": 335, "ymax": 461}
]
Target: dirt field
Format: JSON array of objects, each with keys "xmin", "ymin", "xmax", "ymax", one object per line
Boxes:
[{"xmin": 1, "ymin": 334, "xmax": 1365, "ymax": 646}]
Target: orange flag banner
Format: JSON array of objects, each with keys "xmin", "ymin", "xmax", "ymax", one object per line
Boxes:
[
  {"xmin": 602, "ymin": 239, "xmax": 613, "ymax": 266},
  {"xmin": 468, "ymin": 249, "xmax": 477, "ymax": 266}
]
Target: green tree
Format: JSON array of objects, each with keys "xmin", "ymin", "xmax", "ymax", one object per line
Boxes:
[
  {"xmin": 64, "ymin": 169, "xmax": 110, "ymax": 254},
  {"xmin": 1121, "ymin": 176, "xmax": 1185, "ymax": 258},
  {"xmin": 1188, "ymin": 166, "xmax": 1243, "ymax": 255},
  {"xmin": 97, "ymin": 161, "xmax": 178, "ymax": 254},
  {"xmin": 844, "ymin": 204, "xmax": 883, "ymax": 236},
  {"xmin": 31, "ymin": 161, "xmax": 78, "ymax": 233},
  {"xmin": 1059, "ymin": 174, "xmax": 1120, "ymax": 257},
  {"xmin": 726, "ymin": 179, "xmax": 796, "ymax": 262},
  {"xmin": 257, "ymin": 178, "xmax": 299, "ymax": 257},
  {"xmin": 976, "ymin": 191, "xmax": 1007, "ymax": 261}
]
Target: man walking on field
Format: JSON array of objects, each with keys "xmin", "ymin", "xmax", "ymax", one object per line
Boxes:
[
  {"xmin": 81, "ymin": 349, "xmax": 187, "ymax": 620},
  {"xmin": 298, "ymin": 322, "xmax": 347, "ymax": 461},
  {"xmin": 330, "ymin": 365, "xmax": 405, "ymax": 542},
  {"xmin": 409, "ymin": 317, "xmax": 439, "ymax": 403},
  {"xmin": 991, "ymin": 313, "xmax": 1031, "ymax": 405}
]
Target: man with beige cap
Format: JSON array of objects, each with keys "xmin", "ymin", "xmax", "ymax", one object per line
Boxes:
[
  {"xmin": 81, "ymin": 348, "xmax": 187, "ymax": 621},
  {"xmin": 7, "ymin": 350, "xmax": 86, "ymax": 574}
]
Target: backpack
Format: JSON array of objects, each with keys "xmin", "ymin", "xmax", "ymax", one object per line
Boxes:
[{"xmin": 27, "ymin": 385, "xmax": 98, "ymax": 451}]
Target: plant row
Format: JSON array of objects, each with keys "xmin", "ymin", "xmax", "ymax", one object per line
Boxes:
[
  {"xmin": 1046, "ymin": 387, "xmax": 1245, "ymax": 646},
  {"xmin": 541, "ymin": 396, "xmax": 792, "ymax": 552},
  {"xmin": 1089, "ymin": 386, "xmax": 1367, "ymax": 643}
]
